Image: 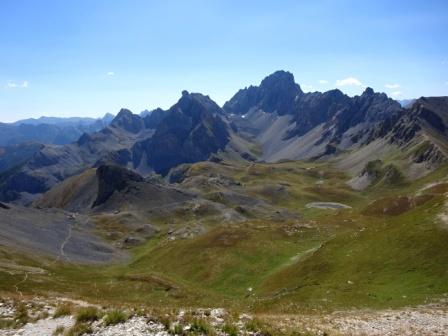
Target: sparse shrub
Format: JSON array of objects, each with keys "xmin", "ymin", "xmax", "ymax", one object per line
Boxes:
[
  {"xmin": 222, "ymin": 322, "xmax": 239, "ymax": 336},
  {"xmin": 54, "ymin": 303, "xmax": 73, "ymax": 318},
  {"xmin": 169, "ymin": 323, "xmax": 184, "ymax": 335},
  {"xmin": 190, "ymin": 318, "xmax": 215, "ymax": 335},
  {"xmin": 14, "ymin": 302, "xmax": 29, "ymax": 327},
  {"xmin": 103, "ymin": 309, "xmax": 128, "ymax": 326},
  {"xmin": 0, "ymin": 318, "xmax": 15, "ymax": 329},
  {"xmin": 75, "ymin": 306, "xmax": 100, "ymax": 323},
  {"xmin": 159, "ymin": 316, "xmax": 171, "ymax": 330},
  {"xmin": 64, "ymin": 322, "xmax": 92, "ymax": 336},
  {"xmin": 245, "ymin": 318, "xmax": 274, "ymax": 335},
  {"xmin": 37, "ymin": 310, "xmax": 50, "ymax": 320},
  {"xmin": 245, "ymin": 318, "xmax": 262, "ymax": 332},
  {"xmin": 52, "ymin": 325, "xmax": 65, "ymax": 335}
]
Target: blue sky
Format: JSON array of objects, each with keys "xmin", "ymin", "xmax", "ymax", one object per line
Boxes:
[{"xmin": 0, "ymin": 0, "xmax": 447, "ymax": 122}]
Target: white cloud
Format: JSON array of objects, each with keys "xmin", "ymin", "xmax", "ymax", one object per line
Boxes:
[
  {"xmin": 391, "ymin": 91, "xmax": 402, "ymax": 97},
  {"xmin": 385, "ymin": 83, "xmax": 400, "ymax": 89},
  {"xmin": 6, "ymin": 80, "xmax": 28, "ymax": 88},
  {"xmin": 107, "ymin": 71, "xmax": 115, "ymax": 76},
  {"xmin": 318, "ymin": 80, "xmax": 329, "ymax": 84},
  {"xmin": 335, "ymin": 77, "xmax": 363, "ymax": 87}
]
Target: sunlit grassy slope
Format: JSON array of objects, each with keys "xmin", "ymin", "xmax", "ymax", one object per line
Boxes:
[{"xmin": 1, "ymin": 160, "xmax": 448, "ymax": 313}]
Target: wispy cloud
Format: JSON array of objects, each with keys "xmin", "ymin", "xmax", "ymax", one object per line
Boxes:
[
  {"xmin": 391, "ymin": 91, "xmax": 402, "ymax": 97},
  {"xmin": 385, "ymin": 83, "xmax": 400, "ymax": 89},
  {"xmin": 6, "ymin": 80, "xmax": 28, "ymax": 88},
  {"xmin": 335, "ymin": 77, "xmax": 363, "ymax": 87},
  {"xmin": 318, "ymin": 80, "xmax": 329, "ymax": 84},
  {"xmin": 107, "ymin": 71, "xmax": 115, "ymax": 77}
]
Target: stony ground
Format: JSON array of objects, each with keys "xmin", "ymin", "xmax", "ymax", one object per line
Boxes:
[
  {"xmin": 1, "ymin": 298, "xmax": 448, "ymax": 335},
  {"xmin": 2, "ymin": 316, "xmax": 74, "ymax": 336},
  {"xmin": 264, "ymin": 303, "xmax": 448, "ymax": 335},
  {"xmin": 90, "ymin": 317, "xmax": 169, "ymax": 336}
]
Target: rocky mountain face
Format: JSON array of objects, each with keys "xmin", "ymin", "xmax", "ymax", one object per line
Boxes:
[
  {"xmin": 0, "ymin": 142, "xmax": 44, "ymax": 173},
  {"xmin": 223, "ymin": 70, "xmax": 302, "ymax": 116},
  {"xmin": 0, "ymin": 92, "xmax": 232, "ymax": 203},
  {"xmin": 225, "ymin": 71, "xmax": 406, "ymax": 161},
  {"xmin": 390, "ymin": 97, "xmax": 448, "ymax": 164},
  {"xmin": 142, "ymin": 91, "xmax": 230, "ymax": 175}
]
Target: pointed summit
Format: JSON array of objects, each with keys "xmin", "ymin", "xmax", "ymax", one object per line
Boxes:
[
  {"xmin": 260, "ymin": 70, "xmax": 300, "ymax": 91},
  {"xmin": 362, "ymin": 87, "xmax": 375, "ymax": 96},
  {"xmin": 224, "ymin": 70, "xmax": 302, "ymax": 115},
  {"xmin": 110, "ymin": 108, "xmax": 144, "ymax": 133}
]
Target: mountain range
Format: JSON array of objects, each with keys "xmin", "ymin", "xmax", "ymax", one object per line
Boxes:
[
  {"xmin": 1, "ymin": 70, "xmax": 448, "ymax": 320},
  {"xmin": 1, "ymin": 70, "xmax": 446, "ymax": 204}
]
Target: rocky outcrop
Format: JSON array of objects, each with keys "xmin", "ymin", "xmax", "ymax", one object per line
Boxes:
[{"xmin": 93, "ymin": 165, "xmax": 144, "ymax": 207}]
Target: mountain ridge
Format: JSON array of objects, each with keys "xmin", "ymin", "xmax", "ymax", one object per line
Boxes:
[{"xmin": 1, "ymin": 70, "xmax": 447, "ymax": 203}]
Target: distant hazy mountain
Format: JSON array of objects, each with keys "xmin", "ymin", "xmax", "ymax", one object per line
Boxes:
[
  {"xmin": 0, "ymin": 113, "xmax": 115, "ymax": 146},
  {"xmin": 398, "ymin": 99, "xmax": 416, "ymax": 108},
  {"xmin": 13, "ymin": 113, "xmax": 115, "ymax": 126}
]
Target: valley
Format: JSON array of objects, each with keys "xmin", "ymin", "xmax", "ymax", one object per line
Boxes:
[{"xmin": 1, "ymin": 71, "xmax": 448, "ymax": 335}]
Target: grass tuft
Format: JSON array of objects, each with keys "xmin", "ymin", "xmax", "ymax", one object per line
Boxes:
[
  {"xmin": 103, "ymin": 309, "xmax": 128, "ymax": 326},
  {"xmin": 169, "ymin": 323, "xmax": 184, "ymax": 335},
  {"xmin": 53, "ymin": 303, "xmax": 74, "ymax": 318},
  {"xmin": 75, "ymin": 306, "xmax": 100, "ymax": 323},
  {"xmin": 190, "ymin": 318, "xmax": 215, "ymax": 335},
  {"xmin": 222, "ymin": 322, "xmax": 239, "ymax": 336},
  {"xmin": 64, "ymin": 322, "xmax": 92, "ymax": 336},
  {"xmin": 52, "ymin": 325, "xmax": 65, "ymax": 335}
]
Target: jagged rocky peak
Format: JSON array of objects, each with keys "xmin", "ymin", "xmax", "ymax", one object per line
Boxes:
[
  {"xmin": 412, "ymin": 97, "xmax": 448, "ymax": 133},
  {"xmin": 342, "ymin": 87, "xmax": 404, "ymax": 125},
  {"xmin": 362, "ymin": 87, "xmax": 375, "ymax": 96},
  {"xmin": 110, "ymin": 108, "xmax": 144, "ymax": 133},
  {"xmin": 176, "ymin": 91, "xmax": 224, "ymax": 117},
  {"xmin": 143, "ymin": 91, "xmax": 230, "ymax": 175},
  {"xmin": 143, "ymin": 108, "xmax": 166, "ymax": 129},
  {"xmin": 259, "ymin": 70, "xmax": 301, "ymax": 93},
  {"xmin": 223, "ymin": 70, "xmax": 303, "ymax": 115}
]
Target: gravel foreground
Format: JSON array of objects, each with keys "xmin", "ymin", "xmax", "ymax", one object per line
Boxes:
[
  {"xmin": 264, "ymin": 303, "xmax": 448, "ymax": 336},
  {"xmin": 1, "ymin": 298, "xmax": 448, "ymax": 335}
]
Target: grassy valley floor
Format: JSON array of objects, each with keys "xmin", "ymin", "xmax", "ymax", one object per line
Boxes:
[{"xmin": 1, "ymin": 160, "xmax": 448, "ymax": 334}]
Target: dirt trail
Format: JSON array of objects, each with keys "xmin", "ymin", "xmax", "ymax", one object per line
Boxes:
[
  {"xmin": 306, "ymin": 202, "xmax": 352, "ymax": 209},
  {"xmin": 50, "ymin": 218, "xmax": 75, "ymax": 265},
  {"xmin": 13, "ymin": 272, "xmax": 28, "ymax": 298},
  {"xmin": 59, "ymin": 223, "xmax": 73, "ymax": 261}
]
